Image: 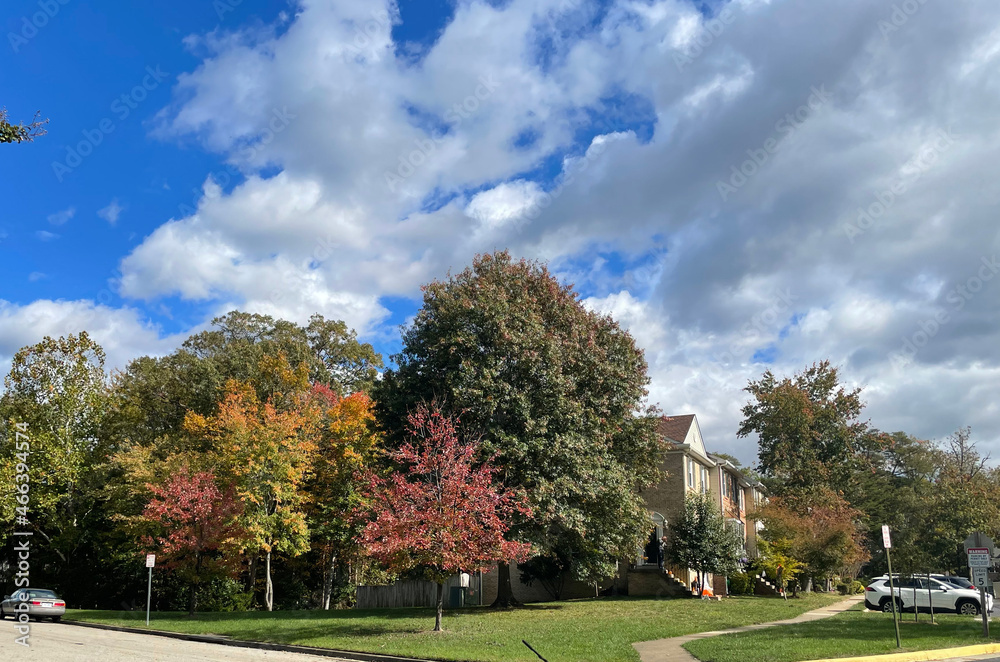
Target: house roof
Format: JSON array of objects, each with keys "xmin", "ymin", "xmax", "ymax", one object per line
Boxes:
[{"xmin": 656, "ymin": 414, "xmax": 696, "ymax": 444}]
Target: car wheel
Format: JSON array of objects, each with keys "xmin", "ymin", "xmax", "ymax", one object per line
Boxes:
[
  {"xmin": 958, "ymin": 600, "xmax": 981, "ymax": 615},
  {"xmin": 0, "ymin": 605, "xmax": 5, "ymax": 620},
  {"xmin": 50, "ymin": 616, "xmax": 61, "ymax": 623},
  {"xmin": 880, "ymin": 598, "xmax": 901, "ymax": 613}
]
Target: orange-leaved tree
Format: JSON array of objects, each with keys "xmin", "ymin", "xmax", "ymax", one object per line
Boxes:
[
  {"xmin": 359, "ymin": 405, "xmax": 532, "ymax": 631},
  {"xmin": 184, "ymin": 357, "xmax": 318, "ymax": 611},
  {"xmin": 306, "ymin": 384, "xmax": 381, "ymax": 609}
]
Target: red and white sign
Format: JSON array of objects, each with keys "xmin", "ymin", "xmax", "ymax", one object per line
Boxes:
[
  {"xmin": 881, "ymin": 525, "xmax": 892, "ymax": 549},
  {"xmin": 968, "ymin": 548, "xmax": 991, "ymax": 568},
  {"xmin": 146, "ymin": 554, "xmax": 156, "ymax": 568}
]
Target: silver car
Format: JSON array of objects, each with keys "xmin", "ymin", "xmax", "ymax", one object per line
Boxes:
[{"xmin": 0, "ymin": 588, "xmax": 66, "ymax": 622}]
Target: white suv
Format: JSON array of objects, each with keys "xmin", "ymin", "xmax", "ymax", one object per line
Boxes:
[{"xmin": 865, "ymin": 576, "xmax": 992, "ymax": 615}]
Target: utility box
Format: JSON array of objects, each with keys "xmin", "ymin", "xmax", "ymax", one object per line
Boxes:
[{"xmin": 448, "ymin": 586, "xmax": 465, "ymax": 609}]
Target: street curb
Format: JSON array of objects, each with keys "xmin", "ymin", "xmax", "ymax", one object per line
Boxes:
[
  {"xmin": 61, "ymin": 619, "xmax": 443, "ymax": 662},
  {"xmin": 811, "ymin": 642, "xmax": 1000, "ymax": 662}
]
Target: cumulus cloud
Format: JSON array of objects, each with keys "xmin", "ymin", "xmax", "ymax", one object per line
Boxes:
[
  {"xmin": 106, "ymin": 0, "xmax": 1000, "ymax": 462},
  {"xmin": 0, "ymin": 300, "xmax": 184, "ymax": 379}
]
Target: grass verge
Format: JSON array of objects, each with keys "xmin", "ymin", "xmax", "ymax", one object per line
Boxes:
[
  {"xmin": 684, "ymin": 604, "xmax": 1000, "ymax": 662},
  {"xmin": 65, "ymin": 593, "xmax": 844, "ymax": 662}
]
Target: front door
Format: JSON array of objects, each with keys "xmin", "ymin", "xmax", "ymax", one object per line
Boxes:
[{"xmin": 644, "ymin": 528, "xmax": 660, "ymax": 566}]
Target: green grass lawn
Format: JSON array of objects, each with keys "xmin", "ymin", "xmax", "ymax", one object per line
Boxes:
[
  {"xmin": 684, "ymin": 604, "xmax": 1000, "ymax": 662},
  {"xmin": 65, "ymin": 593, "xmax": 843, "ymax": 662}
]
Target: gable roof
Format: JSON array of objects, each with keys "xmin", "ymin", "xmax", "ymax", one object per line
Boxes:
[
  {"xmin": 657, "ymin": 414, "xmax": 696, "ymax": 444},
  {"xmin": 657, "ymin": 414, "xmax": 712, "ymax": 462}
]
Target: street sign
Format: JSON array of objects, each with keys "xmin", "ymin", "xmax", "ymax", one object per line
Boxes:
[
  {"xmin": 146, "ymin": 554, "xmax": 156, "ymax": 568},
  {"xmin": 882, "ymin": 525, "xmax": 892, "ymax": 549},
  {"xmin": 968, "ymin": 548, "xmax": 991, "ymax": 568},
  {"xmin": 973, "ymin": 567, "xmax": 990, "ymax": 589},
  {"xmin": 964, "ymin": 532, "xmax": 997, "ymax": 557}
]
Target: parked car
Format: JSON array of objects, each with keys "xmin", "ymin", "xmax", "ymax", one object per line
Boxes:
[
  {"xmin": 931, "ymin": 574, "xmax": 976, "ymax": 590},
  {"xmin": 865, "ymin": 576, "xmax": 992, "ymax": 615},
  {"xmin": 0, "ymin": 589, "xmax": 66, "ymax": 622}
]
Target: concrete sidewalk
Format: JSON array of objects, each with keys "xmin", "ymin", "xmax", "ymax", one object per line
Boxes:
[{"xmin": 632, "ymin": 595, "xmax": 865, "ymax": 662}]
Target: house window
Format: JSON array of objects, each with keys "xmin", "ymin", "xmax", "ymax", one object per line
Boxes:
[
  {"xmin": 687, "ymin": 458, "xmax": 694, "ymax": 488},
  {"xmin": 700, "ymin": 467, "xmax": 708, "ymax": 493}
]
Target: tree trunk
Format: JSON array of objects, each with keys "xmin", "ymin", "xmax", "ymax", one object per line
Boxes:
[
  {"xmin": 490, "ymin": 562, "xmax": 521, "ymax": 608},
  {"xmin": 434, "ymin": 582, "xmax": 444, "ymax": 632},
  {"xmin": 322, "ymin": 552, "xmax": 336, "ymax": 610},
  {"xmin": 265, "ymin": 550, "xmax": 274, "ymax": 612},
  {"xmin": 188, "ymin": 552, "xmax": 203, "ymax": 616},
  {"xmin": 247, "ymin": 554, "xmax": 259, "ymax": 593}
]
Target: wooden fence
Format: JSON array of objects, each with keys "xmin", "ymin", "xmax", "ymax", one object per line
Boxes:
[{"xmin": 357, "ymin": 575, "xmax": 473, "ymax": 609}]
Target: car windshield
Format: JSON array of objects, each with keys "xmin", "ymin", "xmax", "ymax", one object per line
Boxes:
[
  {"xmin": 27, "ymin": 590, "xmax": 58, "ymax": 599},
  {"xmin": 948, "ymin": 578, "xmax": 974, "ymax": 588}
]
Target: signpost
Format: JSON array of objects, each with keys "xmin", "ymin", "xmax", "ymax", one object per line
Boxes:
[
  {"xmin": 964, "ymin": 533, "xmax": 994, "ymax": 638},
  {"xmin": 145, "ymin": 554, "xmax": 155, "ymax": 626},
  {"xmin": 882, "ymin": 525, "xmax": 901, "ymax": 648}
]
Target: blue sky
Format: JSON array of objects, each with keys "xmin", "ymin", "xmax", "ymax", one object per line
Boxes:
[{"xmin": 3, "ymin": 0, "xmax": 1000, "ymax": 462}]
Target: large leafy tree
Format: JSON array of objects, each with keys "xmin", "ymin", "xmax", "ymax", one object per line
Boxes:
[
  {"xmin": 359, "ymin": 406, "xmax": 531, "ymax": 631},
  {"xmin": 374, "ymin": 251, "xmax": 665, "ymax": 605},
  {"xmin": 305, "ymin": 386, "xmax": 381, "ymax": 609},
  {"xmin": 753, "ymin": 489, "xmax": 869, "ymax": 588},
  {"xmin": 183, "ymin": 367, "xmax": 318, "ymax": 612},
  {"xmin": 738, "ymin": 361, "xmax": 886, "ymax": 498},
  {"xmin": 664, "ymin": 493, "xmax": 744, "ymax": 593},
  {"xmin": 0, "ymin": 333, "xmax": 112, "ymax": 597},
  {"xmin": 109, "ymin": 311, "xmax": 382, "ymax": 452},
  {"xmin": 140, "ymin": 469, "xmax": 245, "ymax": 615}
]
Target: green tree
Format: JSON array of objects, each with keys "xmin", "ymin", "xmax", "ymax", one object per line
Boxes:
[
  {"xmin": 0, "ymin": 333, "xmax": 112, "ymax": 597},
  {"xmin": 738, "ymin": 361, "xmax": 886, "ymax": 498},
  {"xmin": 374, "ymin": 251, "xmax": 665, "ymax": 606},
  {"xmin": 851, "ymin": 432, "xmax": 938, "ymax": 575},
  {"xmin": 664, "ymin": 494, "xmax": 744, "ymax": 593},
  {"xmin": 0, "ymin": 107, "xmax": 47, "ymax": 143}
]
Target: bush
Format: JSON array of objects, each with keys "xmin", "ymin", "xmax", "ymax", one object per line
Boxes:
[
  {"xmin": 197, "ymin": 577, "xmax": 253, "ymax": 612},
  {"xmin": 728, "ymin": 573, "xmax": 754, "ymax": 596},
  {"xmin": 836, "ymin": 580, "xmax": 865, "ymax": 595}
]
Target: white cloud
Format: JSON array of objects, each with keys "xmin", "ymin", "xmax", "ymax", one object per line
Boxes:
[
  {"xmin": 46, "ymin": 207, "xmax": 75, "ymax": 226},
  {"xmin": 0, "ymin": 300, "xmax": 183, "ymax": 379},
  {"xmin": 98, "ymin": 0, "xmax": 1000, "ymax": 462},
  {"xmin": 98, "ymin": 199, "xmax": 124, "ymax": 225}
]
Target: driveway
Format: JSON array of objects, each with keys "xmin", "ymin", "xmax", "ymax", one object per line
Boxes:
[{"xmin": 0, "ymin": 621, "xmax": 356, "ymax": 661}]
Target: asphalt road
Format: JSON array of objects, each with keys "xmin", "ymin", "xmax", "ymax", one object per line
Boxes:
[{"xmin": 0, "ymin": 621, "xmax": 355, "ymax": 662}]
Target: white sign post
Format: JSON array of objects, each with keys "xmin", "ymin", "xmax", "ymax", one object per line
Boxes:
[
  {"xmin": 145, "ymin": 554, "xmax": 155, "ymax": 626},
  {"xmin": 881, "ymin": 525, "xmax": 901, "ymax": 648},
  {"xmin": 967, "ymin": 546, "xmax": 991, "ymax": 637}
]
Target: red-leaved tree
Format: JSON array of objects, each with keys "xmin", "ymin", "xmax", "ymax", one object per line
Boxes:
[
  {"xmin": 359, "ymin": 405, "xmax": 531, "ymax": 631},
  {"xmin": 142, "ymin": 468, "xmax": 245, "ymax": 615}
]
